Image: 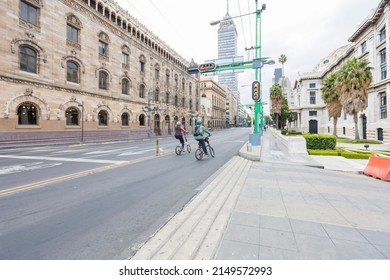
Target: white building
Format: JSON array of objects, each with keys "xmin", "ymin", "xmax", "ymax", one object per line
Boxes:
[{"xmin": 291, "ymin": 0, "xmax": 389, "ymax": 142}]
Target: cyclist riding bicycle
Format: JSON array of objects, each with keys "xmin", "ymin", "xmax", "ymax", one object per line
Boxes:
[
  {"xmin": 174, "ymin": 121, "xmax": 189, "ymax": 151},
  {"xmin": 193, "ymin": 121, "xmax": 211, "ymax": 156}
]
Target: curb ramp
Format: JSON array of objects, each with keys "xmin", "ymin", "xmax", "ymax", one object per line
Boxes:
[{"xmin": 132, "ymin": 156, "xmax": 252, "ymax": 260}]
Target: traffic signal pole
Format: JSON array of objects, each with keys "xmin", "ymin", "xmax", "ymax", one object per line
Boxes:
[{"xmin": 188, "ymin": 2, "xmax": 270, "ymax": 145}]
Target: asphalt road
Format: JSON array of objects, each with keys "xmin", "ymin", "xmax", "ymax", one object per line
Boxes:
[{"xmin": 0, "ymin": 127, "xmax": 250, "ymax": 259}]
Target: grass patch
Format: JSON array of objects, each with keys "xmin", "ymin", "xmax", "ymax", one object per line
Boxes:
[
  {"xmin": 308, "ymin": 148, "xmax": 372, "ymax": 159},
  {"xmin": 336, "ymin": 137, "xmax": 382, "ymax": 144}
]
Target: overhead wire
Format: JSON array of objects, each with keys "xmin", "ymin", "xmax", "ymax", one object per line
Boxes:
[
  {"xmin": 124, "ymin": 0, "xmax": 200, "ymax": 62},
  {"xmin": 237, "ymin": 0, "xmax": 248, "ymax": 56},
  {"xmin": 247, "ymin": 0, "xmax": 254, "ymax": 60}
]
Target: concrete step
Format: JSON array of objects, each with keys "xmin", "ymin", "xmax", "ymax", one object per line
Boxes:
[{"xmin": 132, "ymin": 156, "xmax": 251, "ymax": 260}]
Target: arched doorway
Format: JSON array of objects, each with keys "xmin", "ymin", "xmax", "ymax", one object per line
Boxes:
[
  {"xmin": 165, "ymin": 115, "xmax": 171, "ymax": 134},
  {"xmin": 154, "ymin": 114, "xmax": 161, "ymax": 136},
  {"xmin": 181, "ymin": 117, "xmax": 186, "ymax": 129},
  {"xmin": 309, "ymin": 120, "xmax": 318, "ymax": 134}
]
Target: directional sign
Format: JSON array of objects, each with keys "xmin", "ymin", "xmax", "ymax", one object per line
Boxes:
[
  {"xmin": 198, "ymin": 63, "xmax": 216, "ymax": 72},
  {"xmin": 187, "ymin": 66, "xmax": 199, "ymax": 74}
]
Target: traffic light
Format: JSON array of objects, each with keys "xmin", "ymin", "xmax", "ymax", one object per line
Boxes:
[
  {"xmin": 252, "ymin": 81, "xmax": 260, "ymax": 101},
  {"xmin": 198, "ymin": 63, "xmax": 216, "ymax": 73}
]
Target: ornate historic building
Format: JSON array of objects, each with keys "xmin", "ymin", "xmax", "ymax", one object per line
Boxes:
[
  {"xmin": 291, "ymin": 0, "xmax": 389, "ymax": 142},
  {"xmin": 0, "ymin": 0, "xmax": 200, "ymax": 144},
  {"xmin": 199, "ymin": 77, "xmax": 227, "ymax": 129}
]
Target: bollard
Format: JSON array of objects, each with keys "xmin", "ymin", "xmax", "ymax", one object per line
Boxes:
[
  {"xmin": 156, "ymin": 138, "xmax": 159, "ymax": 156},
  {"xmin": 247, "ymin": 142, "xmax": 252, "ymax": 152}
]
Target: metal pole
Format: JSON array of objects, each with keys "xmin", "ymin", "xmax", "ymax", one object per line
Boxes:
[
  {"xmin": 147, "ymin": 91, "xmax": 151, "ymax": 138},
  {"xmin": 81, "ymin": 101, "xmax": 84, "ymax": 143},
  {"xmin": 254, "ymin": 0, "xmax": 260, "ymax": 134}
]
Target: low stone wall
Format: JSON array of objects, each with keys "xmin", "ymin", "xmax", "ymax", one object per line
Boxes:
[{"xmin": 270, "ymin": 128, "xmax": 308, "ymax": 155}]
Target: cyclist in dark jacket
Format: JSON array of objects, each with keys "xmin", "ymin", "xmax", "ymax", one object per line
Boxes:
[{"xmin": 194, "ymin": 121, "xmax": 211, "ymax": 156}]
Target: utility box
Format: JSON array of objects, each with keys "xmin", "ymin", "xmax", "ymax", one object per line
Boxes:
[{"xmin": 249, "ymin": 133, "xmax": 261, "ymax": 146}]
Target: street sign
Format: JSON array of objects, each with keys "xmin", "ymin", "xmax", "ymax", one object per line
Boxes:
[
  {"xmin": 252, "ymin": 81, "xmax": 260, "ymax": 101},
  {"xmin": 187, "ymin": 66, "xmax": 199, "ymax": 74},
  {"xmin": 198, "ymin": 63, "xmax": 216, "ymax": 72}
]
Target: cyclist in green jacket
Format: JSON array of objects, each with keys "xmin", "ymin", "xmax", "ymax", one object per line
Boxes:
[{"xmin": 194, "ymin": 121, "xmax": 211, "ymax": 156}]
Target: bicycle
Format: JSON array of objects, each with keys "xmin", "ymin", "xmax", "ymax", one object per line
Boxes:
[
  {"xmin": 195, "ymin": 136, "xmax": 215, "ymax": 160},
  {"xmin": 175, "ymin": 134, "xmax": 191, "ymax": 155}
]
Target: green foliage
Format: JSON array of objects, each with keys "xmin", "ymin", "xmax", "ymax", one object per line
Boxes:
[
  {"xmin": 308, "ymin": 149, "xmax": 372, "ymax": 159},
  {"xmin": 286, "ymin": 130, "xmax": 302, "ymax": 135},
  {"xmin": 303, "ymin": 134, "xmax": 337, "ymax": 150},
  {"xmin": 340, "ymin": 152, "xmax": 372, "ymax": 159},
  {"xmin": 350, "ymin": 139, "xmax": 382, "ymax": 144},
  {"xmin": 307, "ymin": 150, "xmax": 339, "ymax": 156}
]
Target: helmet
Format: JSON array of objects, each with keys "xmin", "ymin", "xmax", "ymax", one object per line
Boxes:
[
  {"xmin": 196, "ymin": 121, "xmax": 202, "ymax": 125},
  {"xmin": 176, "ymin": 122, "xmax": 181, "ymax": 126}
]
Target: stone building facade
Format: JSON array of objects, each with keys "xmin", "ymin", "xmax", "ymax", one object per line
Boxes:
[
  {"xmin": 291, "ymin": 0, "xmax": 390, "ymax": 141},
  {"xmin": 199, "ymin": 77, "xmax": 227, "ymax": 129},
  {"xmin": 0, "ymin": 0, "xmax": 200, "ymax": 144}
]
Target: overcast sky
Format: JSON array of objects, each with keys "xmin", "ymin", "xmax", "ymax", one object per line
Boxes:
[{"xmin": 121, "ymin": 0, "xmax": 381, "ymax": 106}]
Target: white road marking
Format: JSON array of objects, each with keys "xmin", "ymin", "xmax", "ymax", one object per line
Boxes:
[
  {"xmin": 83, "ymin": 147, "xmax": 139, "ymax": 155},
  {"xmin": 0, "ymin": 162, "xmax": 62, "ymax": 175},
  {"xmin": 0, "ymin": 155, "xmax": 126, "ymax": 164}
]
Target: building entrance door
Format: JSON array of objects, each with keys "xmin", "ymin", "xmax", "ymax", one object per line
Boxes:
[{"xmin": 309, "ymin": 120, "xmax": 318, "ymax": 134}]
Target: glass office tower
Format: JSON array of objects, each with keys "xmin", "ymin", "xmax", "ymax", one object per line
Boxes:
[{"xmin": 217, "ymin": 9, "xmax": 239, "ymax": 100}]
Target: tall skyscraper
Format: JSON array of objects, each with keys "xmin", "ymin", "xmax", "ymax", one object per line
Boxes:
[
  {"xmin": 217, "ymin": 1, "xmax": 239, "ymax": 100},
  {"xmin": 273, "ymin": 68, "xmax": 282, "ymax": 84}
]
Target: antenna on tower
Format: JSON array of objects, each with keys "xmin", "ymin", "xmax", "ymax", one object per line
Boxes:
[{"xmin": 226, "ymin": 0, "xmax": 229, "ymax": 16}]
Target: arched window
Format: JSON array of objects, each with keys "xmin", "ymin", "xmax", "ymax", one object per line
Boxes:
[
  {"xmin": 166, "ymin": 92, "xmax": 169, "ymax": 104},
  {"xmin": 65, "ymin": 107, "xmax": 79, "ymax": 125},
  {"xmin": 20, "ymin": 46, "xmax": 37, "ymax": 73},
  {"xmin": 98, "ymin": 110, "xmax": 108, "ymax": 126},
  {"xmin": 121, "ymin": 112, "xmax": 129, "ymax": 126},
  {"xmin": 122, "ymin": 78, "xmax": 129, "ymax": 95},
  {"xmin": 154, "ymin": 88, "xmax": 159, "ymax": 102},
  {"xmin": 98, "ymin": 32, "xmax": 110, "ymax": 57},
  {"xmin": 139, "ymin": 114, "xmax": 145, "ymax": 126},
  {"xmin": 18, "ymin": 102, "xmax": 38, "ymax": 125},
  {"xmin": 174, "ymin": 95, "xmax": 178, "ymax": 106},
  {"xmin": 99, "ymin": 71, "xmax": 108, "ymax": 89},
  {"xmin": 67, "ymin": 61, "xmax": 79, "ymax": 83},
  {"xmin": 20, "ymin": 0, "xmax": 39, "ymax": 25},
  {"xmin": 139, "ymin": 84, "xmax": 145, "ymax": 98}
]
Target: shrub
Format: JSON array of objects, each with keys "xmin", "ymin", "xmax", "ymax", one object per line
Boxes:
[
  {"xmin": 340, "ymin": 152, "xmax": 372, "ymax": 159},
  {"xmin": 286, "ymin": 130, "xmax": 303, "ymax": 135},
  {"xmin": 303, "ymin": 134, "xmax": 337, "ymax": 150}
]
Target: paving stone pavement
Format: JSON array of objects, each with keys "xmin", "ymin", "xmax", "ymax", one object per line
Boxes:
[{"xmin": 133, "ymin": 129, "xmax": 390, "ymax": 260}]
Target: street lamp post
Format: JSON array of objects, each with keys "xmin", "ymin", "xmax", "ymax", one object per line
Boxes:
[
  {"xmin": 254, "ymin": 1, "xmax": 265, "ymax": 135},
  {"xmin": 77, "ymin": 101, "xmax": 84, "ymax": 143}
]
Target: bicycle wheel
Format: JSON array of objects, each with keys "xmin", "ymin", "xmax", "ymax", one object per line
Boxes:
[
  {"xmin": 209, "ymin": 146, "xmax": 215, "ymax": 157},
  {"xmin": 186, "ymin": 144, "xmax": 191, "ymax": 153},
  {"xmin": 175, "ymin": 146, "xmax": 182, "ymax": 155},
  {"xmin": 195, "ymin": 148, "xmax": 203, "ymax": 160}
]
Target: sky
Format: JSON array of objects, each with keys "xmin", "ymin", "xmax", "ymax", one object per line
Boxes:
[{"xmin": 120, "ymin": 0, "xmax": 382, "ymax": 107}]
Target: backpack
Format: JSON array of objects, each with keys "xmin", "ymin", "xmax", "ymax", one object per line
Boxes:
[{"xmin": 193, "ymin": 125, "xmax": 201, "ymax": 137}]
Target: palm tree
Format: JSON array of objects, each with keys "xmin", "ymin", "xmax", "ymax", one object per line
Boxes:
[
  {"xmin": 335, "ymin": 57, "xmax": 372, "ymax": 140},
  {"xmin": 321, "ymin": 72, "xmax": 342, "ymax": 136},
  {"xmin": 270, "ymin": 83, "xmax": 284, "ymax": 128},
  {"xmin": 279, "ymin": 54, "xmax": 287, "ymax": 88}
]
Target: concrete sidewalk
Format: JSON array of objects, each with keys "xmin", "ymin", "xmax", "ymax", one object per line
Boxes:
[{"xmin": 132, "ymin": 130, "xmax": 390, "ymax": 260}]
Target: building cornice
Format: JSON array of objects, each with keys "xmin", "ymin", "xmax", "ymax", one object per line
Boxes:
[{"xmin": 349, "ymin": 0, "xmax": 389, "ymax": 42}]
